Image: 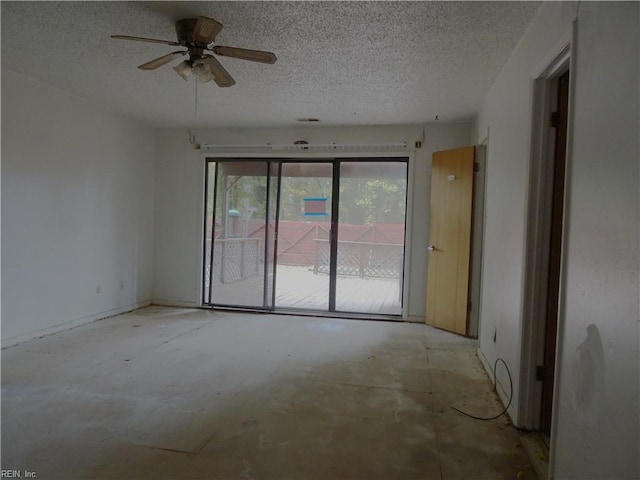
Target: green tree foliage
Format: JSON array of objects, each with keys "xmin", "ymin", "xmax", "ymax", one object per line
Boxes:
[
  {"xmin": 339, "ymin": 178, "xmax": 406, "ymax": 224},
  {"xmin": 210, "ymin": 164, "xmax": 406, "ymax": 230}
]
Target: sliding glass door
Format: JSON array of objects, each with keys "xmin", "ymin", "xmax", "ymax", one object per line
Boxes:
[
  {"xmin": 335, "ymin": 162, "xmax": 407, "ymax": 315},
  {"xmin": 274, "ymin": 162, "xmax": 333, "ymax": 310},
  {"xmin": 203, "ymin": 158, "xmax": 407, "ymax": 316},
  {"xmin": 203, "ymin": 161, "xmax": 275, "ymax": 307}
]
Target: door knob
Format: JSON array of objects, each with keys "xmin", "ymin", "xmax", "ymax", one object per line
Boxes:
[{"xmin": 428, "ymin": 245, "xmax": 436, "ymax": 251}]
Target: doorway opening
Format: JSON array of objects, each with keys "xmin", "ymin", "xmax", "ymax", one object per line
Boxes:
[
  {"xmin": 521, "ymin": 40, "xmax": 571, "ymax": 442},
  {"xmin": 539, "ymin": 69, "xmax": 569, "ymax": 437},
  {"xmin": 202, "ymin": 158, "xmax": 408, "ymax": 317}
]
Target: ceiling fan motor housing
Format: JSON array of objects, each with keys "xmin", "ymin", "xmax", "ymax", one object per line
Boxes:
[
  {"xmin": 175, "ymin": 18, "xmax": 202, "ymax": 46},
  {"xmin": 188, "ymin": 48, "xmax": 206, "ymax": 64}
]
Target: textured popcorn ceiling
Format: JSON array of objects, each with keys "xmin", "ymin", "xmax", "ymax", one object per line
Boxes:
[{"xmin": 1, "ymin": 1, "xmax": 541, "ymax": 128}]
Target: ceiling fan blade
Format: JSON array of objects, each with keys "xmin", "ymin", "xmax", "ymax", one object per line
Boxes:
[
  {"xmin": 111, "ymin": 35, "xmax": 180, "ymax": 46},
  {"xmin": 213, "ymin": 46, "xmax": 277, "ymax": 64},
  {"xmin": 201, "ymin": 55, "xmax": 236, "ymax": 87},
  {"xmin": 193, "ymin": 16, "xmax": 223, "ymax": 44},
  {"xmin": 138, "ymin": 51, "xmax": 186, "ymax": 70}
]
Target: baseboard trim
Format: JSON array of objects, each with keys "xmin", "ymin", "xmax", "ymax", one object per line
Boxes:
[
  {"xmin": 151, "ymin": 299, "xmax": 201, "ymax": 308},
  {"xmin": 1, "ymin": 300, "xmax": 152, "ymax": 348}
]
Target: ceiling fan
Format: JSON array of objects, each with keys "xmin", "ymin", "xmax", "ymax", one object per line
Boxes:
[{"xmin": 112, "ymin": 16, "xmax": 277, "ymax": 87}]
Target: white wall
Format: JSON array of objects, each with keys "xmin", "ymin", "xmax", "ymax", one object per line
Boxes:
[
  {"xmin": 2, "ymin": 70, "xmax": 156, "ymax": 346},
  {"xmin": 553, "ymin": 3, "xmax": 639, "ymax": 478},
  {"xmin": 474, "ymin": 1, "xmax": 579, "ymax": 423},
  {"xmin": 475, "ymin": 2, "xmax": 639, "ymax": 478},
  {"xmin": 153, "ymin": 123, "xmax": 471, "ymax": 318}
]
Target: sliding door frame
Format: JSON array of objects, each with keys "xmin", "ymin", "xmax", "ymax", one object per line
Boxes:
[
  {"xmin": 202, "ymin": 154, "xmax": 412, "ymax": 319},
  {"xmin": 329, "ymin": 163, "xmax": 340, "ymax": 312},
  {"xmin": 273, "ymin": 159, "xmax": 335, "ymax": 313}
]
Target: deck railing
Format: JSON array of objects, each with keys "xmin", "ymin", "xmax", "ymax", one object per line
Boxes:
[
  {"xmin": 313, "ymin": 239, "xmax": 403, "ymax": 279},
  {"xmin": 207, "ymin": 238, "xmax": 261, "ymax": 285},
  {"xmin": 204, "ymin": 224, "xmax": 404, "ymax": 288}
]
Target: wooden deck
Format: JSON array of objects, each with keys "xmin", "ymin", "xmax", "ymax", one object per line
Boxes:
[{"xmin": 209, "ymin": 265, "xmax": 402, "ymax": 315}]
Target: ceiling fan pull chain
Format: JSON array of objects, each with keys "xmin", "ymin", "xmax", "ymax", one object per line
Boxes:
[{"xmin": 194, "ymin": 80, "xmax": 198, "ymax": 118}]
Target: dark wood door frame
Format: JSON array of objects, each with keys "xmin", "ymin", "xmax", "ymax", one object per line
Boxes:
[
  {"xmin": 540, "ymin": 70, "xmax": 570, "ymax": 435},
  {"xmin": 520, "ymin": 42, "xmax": 572, "ymax": 435}
]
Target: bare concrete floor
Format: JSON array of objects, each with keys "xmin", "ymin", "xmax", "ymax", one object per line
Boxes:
[{"xmin": 1, "ymin": 307, "xmax": 536, "ymax": 479}]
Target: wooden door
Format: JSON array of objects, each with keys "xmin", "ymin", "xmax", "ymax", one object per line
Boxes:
[{"xmin": 426, "ymin": 146, "xmax": 475, "ymax": 335}]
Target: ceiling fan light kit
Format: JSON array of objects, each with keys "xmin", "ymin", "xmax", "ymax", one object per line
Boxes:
[
  {"xmin": 173, "ymin": 60, "xmax": 193, "ymax": 80},
  {"xmin": 112, "ymin": 16, "xmax": 276, "ymax": 87},
  {"xmin": 192, "ymin": 61, "xmax": 215, "ymax": 84}
]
